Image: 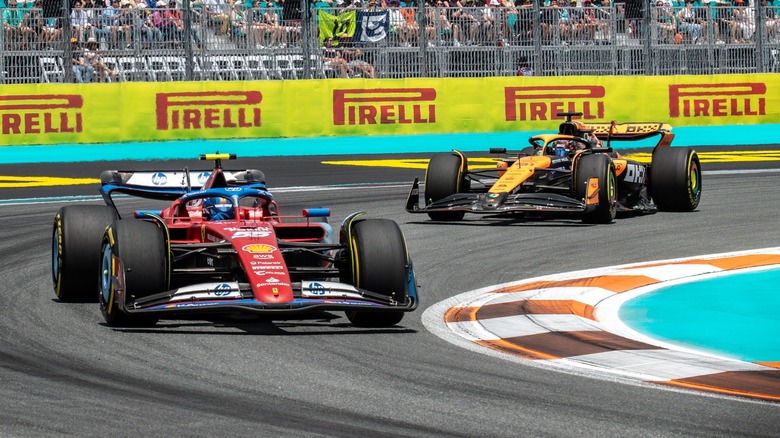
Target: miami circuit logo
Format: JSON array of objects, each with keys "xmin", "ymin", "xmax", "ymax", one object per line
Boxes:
[
  {"xmin": 332, "ymin": 88, "xmax": 437, "ymax": 126},
  {"xmin": 156, "ymin": 91, "xmax": 263, "ymax": 130},
  {"xmin": 504, "ymin": 86, "xmax": 605, "ymax": 122},
  {"xmin": 669, "ymin": 83, "xmax": 766, "ymax": 118},
  {"xmin": 0, "ymin": 94, "xmax": 83, "ymax": 135}
]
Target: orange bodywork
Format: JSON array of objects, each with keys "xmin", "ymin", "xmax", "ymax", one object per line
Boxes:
[
  {"xmin": 612, "ymin": 159, "xmax": 627, "ymax": 177},
  {"xmin": 489, "ymin": 155, "xmax": 552, "ymax": 194},
  {"xmin": 585, "ymin": 177, "xmax": 600, "ymax": 205}
]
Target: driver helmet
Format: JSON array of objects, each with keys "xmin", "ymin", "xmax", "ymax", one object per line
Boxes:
[
  {"xmin": 553, "ymin": 140, "xmax": 574, "ymax": 157},
  {"xmin": 202, "ymin": 197, "xmax": 234, "ymax": 221}
]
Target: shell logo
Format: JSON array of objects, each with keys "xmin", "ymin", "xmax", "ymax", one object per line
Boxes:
[{"xmin": 242, "ymin": 244, "xmax": 277, "ymax": 254}]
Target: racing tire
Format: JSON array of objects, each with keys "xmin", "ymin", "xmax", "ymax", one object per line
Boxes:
[
  {"xmin": 424, "ymin": 153, "xmax": 466, "ymax": 221},
  {"xmin": 574, "ymin": 154, "xmax": 617, "ymax": 224},
  {"xmin": 52, "ymin": 205, "xmax": 118, "ymax": 302},
  {"xmin": 650, "ymin": 147, "xmax": 702, "ymax": 212},
  {"xmin": 345, "ymin": 219, "xmax": 409, "ymax": 328},
  {"xmin": 99, "ymin": 220, "xmax": 166, "ymax": 327}
]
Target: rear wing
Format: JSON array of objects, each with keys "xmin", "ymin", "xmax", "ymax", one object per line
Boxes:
[
  {"xmin": 589, "ymin": 122, "xmax": 673, "ymax": 141},
  {"xmin": 99, "ymin": 169, "xmax": 266, "ymax": 203}
]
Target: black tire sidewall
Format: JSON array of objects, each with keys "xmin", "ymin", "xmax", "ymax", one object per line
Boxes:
[{"xmin": 53, "ymin": 205, "xmax": 117, "ymax": 302}]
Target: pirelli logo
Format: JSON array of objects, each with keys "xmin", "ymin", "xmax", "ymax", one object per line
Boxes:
[
  {"xmin": 156, "ymin": 91, "xmax": 262, "ymax": 131},
  {"xmin": 333, "ymin": 88, "xmax": 436, "ymax": 126},
  {"xmin": 504, "ymin": 86, "xmax": 605, "ymax": 122},
  {"xmin": 1, "ymin": 94, "xmax": 83, "ymax": 135},
  {"xmin": 669, "ymin": 83, "xmax": 766, "ymax": 118}
]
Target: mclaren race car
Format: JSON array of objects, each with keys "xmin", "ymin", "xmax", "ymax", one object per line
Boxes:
[
  {"xmin": 52, "ymin": 153, "xmax": 418, "ymax": 328},
  {"xmin": 406, "ymin": 112, "xmax": 701, "ymax": 223}
]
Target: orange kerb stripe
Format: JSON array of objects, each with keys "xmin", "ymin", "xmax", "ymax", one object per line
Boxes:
[
  {"xmin": 631, "ymin": 254, "xmax": 780, "ymax": 271},
  {"xmin": 678, "ymin": 254, "xmax": 780, "ymax": 270},
  {"xmin": 492, "ymin": 275, "xmax": 658, "ymax": 294},
  {"xmin": 661, "ymin": 380, "xmax": 780, "ymax": 403},
  {"xmin": 444, "ymin": 306, "xmax": 479, "ymax": 324},
  {"xmin": 756, "ymin": 362, "xmax": 780, "ymax": 369},
  {"xmin": 475, "ymin": 339, "xmax": 559, "ymax": 360}
]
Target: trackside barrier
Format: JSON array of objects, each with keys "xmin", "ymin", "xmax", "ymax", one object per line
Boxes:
[{"xmin": 1, "ymin": 74, "xmax": 778, "ymax": 145}]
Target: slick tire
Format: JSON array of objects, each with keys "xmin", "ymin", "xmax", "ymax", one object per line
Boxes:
[
  {"xmin": 99, "ymin": 220, "xmax": 166, "ymax": 327},
  {"xmin": 574, "ymin": 154, "xmax": 617, "ymax": 224},
  {"xmin": 650, "ymin": 147, "xmax": 702, "ymax": 212},
  {"xmin": 424, "ymin": 153, "xmax": 466, "ymax": 221},
  {"xmin": 52, "ymin": 205, "xmax": 118, "ymax": 302},
  {"xmin": 345, "ymin": 219, "xmax": 409, "ymax": 328}
]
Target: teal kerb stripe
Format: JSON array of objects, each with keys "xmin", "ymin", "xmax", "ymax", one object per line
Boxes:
[{"xmin": 2, "ymin": 124, "xmax": 778, "ymax": 164}]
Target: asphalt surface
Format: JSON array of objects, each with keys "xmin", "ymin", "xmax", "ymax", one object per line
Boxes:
[{"xmin": 1, "ymin": 151, "xmax": 779, "ymax": 437}]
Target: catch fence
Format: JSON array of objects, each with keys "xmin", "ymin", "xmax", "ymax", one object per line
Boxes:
[{"xmin": 1, "ymin": 0, "xmax": 778, "ymax": 84}]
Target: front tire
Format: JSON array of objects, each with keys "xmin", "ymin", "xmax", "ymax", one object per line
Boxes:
[
  {"xmin": 650, "ymin": 147, "xmax": 701, "ymax": 211},
  {"xmin": 424, "ymin": 153, "xmax": 466, "ymax": 221},
  {"xmin": 574, "ymin": 154, "xmax": 617, "ymax": 224},
  {"xmin": 99, "ymin": 220, "xmax": 166, "ymax": 327},
  {"xmin": 345, "ymin": 219, "xmax": 409, "ymax": 327},
  {"xmin": 52, "ymin": 205, "xmax": 118, "ymax": 302}
]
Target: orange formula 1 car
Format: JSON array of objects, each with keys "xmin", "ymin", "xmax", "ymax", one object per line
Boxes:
[{"xmin": 406, "ymin": 112, "xmax": 701, "ymax": 224}]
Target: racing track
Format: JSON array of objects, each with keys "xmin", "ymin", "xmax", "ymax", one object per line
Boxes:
[{"xmin": 1, "ymin": 153, "xmax": 779, "ymax": 437}]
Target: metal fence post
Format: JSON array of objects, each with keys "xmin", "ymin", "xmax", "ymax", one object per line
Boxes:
[{"xmin": 183, "ymin": 0, "xmax": 194, "ymax": 80}]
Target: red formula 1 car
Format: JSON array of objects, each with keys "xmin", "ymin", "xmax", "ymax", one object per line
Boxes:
[
  {"xmin": 406, "ymin": 112, "xmax": 701, "ymax": 223},
  {"xmin": 52, "ymin": 154, "xmax": 418, "ymax": 328}
]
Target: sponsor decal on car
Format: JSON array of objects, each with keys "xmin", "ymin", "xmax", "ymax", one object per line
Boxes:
[
  {"xmin": 242, "ymin": 244, "xmax": 277, "ymax": 254},
  {"xmin": 155, "ymin": 91, "xmax": 263, "ymax": 131},
  {"xmin": 332, "ymin": 88, "xmax": 436, "ymax": 126},
  {"xmin": 301, "ymin": 281, "xmax": 363, "ymax": 299},
  {"xmin": 668, "ymin": 83, "xmax": 766, "ymax": 118},
  {"xmin": 168, "ymin": 282, "xmax": 242, "ymax": 301},
  {"xmin": 197, "ymin": 171, "xmax": 211, "ymax": 185},
  {"xmin": 232, "ymin": 230, "xmax": 272, "ymax": 239},
  {"xmin": 253, "ymin": 276, "xmax": 291, "ymax": 288},
  {"xmin": 0, "ymin": 94, "xmax": 83, "ymax": 135},
  {"xmin": 213, "ymin": 283, "xmax": 232, "ymax": 297},
  {"xmin": 249, "ymin": 260, "xmax": 284, "ymax": 266},
  {"xmin": 504, "ymin": 86, "xmax": 605, "ymax": 122},
  {"xmin": 151, "ymin": 172, "xmax": 168, "ymax": 186}
]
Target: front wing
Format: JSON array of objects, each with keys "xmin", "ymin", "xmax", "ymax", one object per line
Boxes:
[
  {"xmin": 405, "ymin": 179, "xmax": 590, "ymax": 216},
  {"xmin": 116, "ymin": 277, "xmax": 419, "ymax": 316}
]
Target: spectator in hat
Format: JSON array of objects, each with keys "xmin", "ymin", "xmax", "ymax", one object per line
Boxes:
[
  {"xmin": 70, "ymin": 37, "xmax": 95, "ymax": 83},
  {"xmin": 84, "ymin": 36, "xmax": 116, "ymax": 81},
  {"xmin": 134, "ymin": 1, "xmax": 164, "ymax": 47}
]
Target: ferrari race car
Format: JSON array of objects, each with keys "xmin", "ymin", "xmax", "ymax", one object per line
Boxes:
[
  {"xmin": 52, "ymin": 153, "xmax": 418, "ymax": 328},
  {"xmin": 406, "ymin": 112, "xmax": 702, "ymax": 224}
]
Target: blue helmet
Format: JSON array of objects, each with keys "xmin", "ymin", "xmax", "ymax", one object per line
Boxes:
[{"xmin": 202, "ymin": 197, "xmax": 234, "ymax": 221}]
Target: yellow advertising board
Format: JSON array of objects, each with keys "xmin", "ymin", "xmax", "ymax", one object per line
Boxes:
[{"xmin": 1, "ymin": 74, "xmax": 777, "ymax": 146}]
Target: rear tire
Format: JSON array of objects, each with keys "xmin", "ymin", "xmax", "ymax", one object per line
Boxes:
[
  {"xmin": 52, "ymin": 205, "xmax": 118, "ymax": 302},
  {"xmin": 424, "ymin": 153, "xmax": 466, "ymax": 221},
  {"xmin": 650, "ymin": 147, "xmax": 701, "ymax": 212},
  {"xmin": 574, "ymin": 154, "xmax": 617, "ymax": 224},
  {"xmin": 99, "ymin": 220, "xmax": 166, "ymax": 327},
  {"xmin": 345, "ymin": 219, "xmax": 409, "ymax": 327}
]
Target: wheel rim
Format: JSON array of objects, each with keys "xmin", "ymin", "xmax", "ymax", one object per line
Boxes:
[
  {"xmin": 607, "ymin": 169, "xmax": 617, "ymax": 208},
  {"xmin": 100, "ymin": 243, "xmax": 113, "ymax": 307},
  {"xmin": 689, "ymin": 159, "xmax": 701, "ymax": 196}
]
